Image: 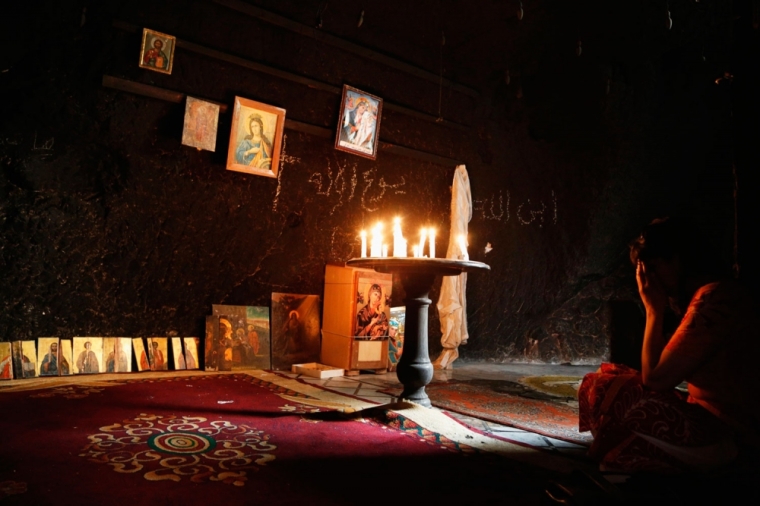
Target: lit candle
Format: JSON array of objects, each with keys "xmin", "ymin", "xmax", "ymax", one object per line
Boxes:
[
  {"xmin": 360, "ymin": 230, "xmax": 367, "ymax": 258},
  {"xmin": 419, "ymin": 228, "xmax": 427, "ymax": 257},
  {"xmin": 382, "ymin": 244, "xmax": 388, "ymax": 257},
  {"xmin": 458, "ymin": 234, "xmax": 469, "ymax": 261},
  {"xmin": 371, "ymin": 223, "xmax": 383, "ymax": 257},
  {"xmin": 429, "ymin": 228, "xmax": 435, "ymax": 258},
  {"xmin": 392, "ymin": 217, "xmax": 406, "ymax": 257},
  {"xmin": 412, "ymin": 245, "xmax": 420, "ymax": 258}
]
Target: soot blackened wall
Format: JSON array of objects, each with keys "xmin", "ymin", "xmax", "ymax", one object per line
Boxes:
[{"xmin": 2, "ymin": 1, "xmax": 756, "ymax": 364}]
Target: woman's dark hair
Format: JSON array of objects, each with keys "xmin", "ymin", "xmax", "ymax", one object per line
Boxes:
[{"xmin": 629, "ymin": 217, "xmax": 726, "ymax": 277}]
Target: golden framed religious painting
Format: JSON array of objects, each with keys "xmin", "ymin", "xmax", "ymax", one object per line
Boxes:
[
  {"xmin": 138, "ymin": 28, "xmax": 176, "ymax": 74},
  {"xmin": 103, "ymin": 337, "xmax": 132, "ymax": 373},
  {"xmin": 0, "ymin": 342, "xmax": 13, "ymax": 380},
  {"xmin": 227, "ymin": 96, "xmax": 286, "ymax": 178},
  {"xmin": 73, "ymin": 337, "xmax": 103, "ymax": 374},
  {"xmin": 37, "ymin": 337, "xmax": 65, "ymax": 377},
  {"xmin": 335, "ymin": 85, "xmax": 383, "ymax": 160}
]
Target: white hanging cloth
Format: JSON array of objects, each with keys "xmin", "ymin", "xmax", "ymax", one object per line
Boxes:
[{"xmin": 435, "ymin": 165, "xmax": 471, "ymax": 367}]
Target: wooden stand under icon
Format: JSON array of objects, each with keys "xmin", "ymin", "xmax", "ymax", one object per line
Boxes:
[{"xmin": 320, "ymin": 264, "xmax": 392, "ymax": 375}]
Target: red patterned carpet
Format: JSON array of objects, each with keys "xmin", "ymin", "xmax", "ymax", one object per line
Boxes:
[
  {"xmin": 385, "ymin": 378, "xmax": 592, "ymax": 446},
  {"xmin": 0, "ymin": 373, "xmax": 565, "ymax": 505}
]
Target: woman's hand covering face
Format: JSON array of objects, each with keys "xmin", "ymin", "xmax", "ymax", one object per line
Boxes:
[{"xmin": 637, "ymin": 260, "xmax": 669, "ymax": 313}]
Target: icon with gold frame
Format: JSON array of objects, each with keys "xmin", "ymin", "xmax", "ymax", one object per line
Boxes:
[
  {"xmin": 139, "ymin": 28, "xmax": 176, "ymax": 74},
  {"xmin": 227, "ymin": 96, "xmax": 286, "ymax": 179}
]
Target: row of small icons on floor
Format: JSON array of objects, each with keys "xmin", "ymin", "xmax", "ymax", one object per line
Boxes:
[{"xmin": 0, "ymin": 337, "xmax": 200, "ymax": 380}]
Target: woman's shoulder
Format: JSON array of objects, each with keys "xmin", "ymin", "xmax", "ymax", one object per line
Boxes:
[
  {"xmin": 691, "ymin": 279, "xmax": 759, "ymax": 316},
  {"xmin": 694, "ymin": 278, "xmax": 747, "ymax": 300}
]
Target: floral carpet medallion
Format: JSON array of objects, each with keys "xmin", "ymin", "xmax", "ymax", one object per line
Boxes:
[
  {"xmin": 80, "ymin": 413, "xmax": 277, "ymax": 486},
  {"xmin": 0, "ymin": 372, "xmax": 579, "ymax": 504}
]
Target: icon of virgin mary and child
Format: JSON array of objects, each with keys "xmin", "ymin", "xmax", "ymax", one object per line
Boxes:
[
  {"xmin": 235, "ymin": 113, "xmax": 273, "ymax": 169},
  {"xmin": 355, "ymin": 283, "xmax": 390, "ymax": 339}
]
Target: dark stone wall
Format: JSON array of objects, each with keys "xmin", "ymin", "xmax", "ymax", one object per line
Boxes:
[{"xmin": 2, "ymin": 0, "xmax": 757, "ymax": 364}]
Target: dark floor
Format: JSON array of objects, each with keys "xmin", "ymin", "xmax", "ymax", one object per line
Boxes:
[
  {"xmin": 4, "ymin": 360, "xmax": 756, "ymax": 504},
  {"xmin": 287, "ymin": 360, "xmax": 760, "ymax": 505}
]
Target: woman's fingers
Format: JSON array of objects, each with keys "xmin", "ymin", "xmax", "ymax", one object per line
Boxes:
[
  {"xmin": 636, "ymin": 261, "xmax": 647, "ymax": 290},
  {"xmin": 636, "ymin": 260, "xmax": 668, "ymax": 312}
]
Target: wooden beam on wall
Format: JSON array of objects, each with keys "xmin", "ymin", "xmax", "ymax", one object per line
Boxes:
[
  {"xmin": 378, "ymin": 142, "xmax": 463, "ymax": 168},
  {"xmin": 112, "ymin": 20, "xmax": 469, "ymax": 131},
  {"xmin": 101, "ymin": 75, "xmax": 228, "ymax": 112},
  {"xmin": 283, "ymin": 118, "xmax": 332, "ymax": 139},
  {"xmin": 101, "ymin": 75, "xmax": 462, "ymax": 167},
  {"xmin": 178, "ymin": 37, "xmax": 340, "ymax": 95},
  {"xmin": 212, "ymin": 0, "xmax": 479, "ymax": 98}
]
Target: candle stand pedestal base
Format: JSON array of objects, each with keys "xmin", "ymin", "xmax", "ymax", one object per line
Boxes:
[{"xmin": 346, "ymin": 258, "xmax": 489, "ymax": 407}]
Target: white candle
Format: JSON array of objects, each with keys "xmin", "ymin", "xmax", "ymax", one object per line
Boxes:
[
  {"xmin": 429, "ymin": 228, "xmax": 435, "ymax": 258},
  {"xmin": 393, "ymin": 217, "xmax": 405, "ymax": 257},
  {"xmin": 360, "ymin": 230, "xmax": 367, "ymax": 258},
  {"xmin": 382, "ymin": 244, "xmax": 388, "ymax": 257},
  {"xmin": 370, "ymin": 223, "xmax": 383, "ymax": 257},
  {"xmin": 458, "ymin": 234, "xmax": 469, "ymax": 261},
  {"xmin": 412, "ymin": 245, "xmax": 420, "ymax": 258},
  {"xmin": 419, "ymin": 228, "xmax": 427, "ymax": 257}
]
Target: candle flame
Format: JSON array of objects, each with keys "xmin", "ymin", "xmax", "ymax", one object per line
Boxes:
[{"xmin": 418, "ymin": 228, "xmax": 428, "ymax": 258}]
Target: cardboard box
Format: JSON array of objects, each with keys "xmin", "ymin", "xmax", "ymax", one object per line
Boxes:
[
  {"xmin": 291, "ymin": 362, "xmax": 344, "ymax": 378},
  {"xmin": 321, "ymin": 330, "xmax": 388, "ymax": 371},
  {"xmin": 322, "ymin": 264, "xmax": 392, "ymax": 338},
  {"xmin": 321, "ymin": 264, "xmax": 392, "ymax": 371}
]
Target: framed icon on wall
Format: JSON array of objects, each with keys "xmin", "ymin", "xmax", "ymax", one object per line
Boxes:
[
  {"xmin": 335, "ymin": 85, "xmax": 383, "ymax": 160},
  {"xmin": 227, "ymin": 96, "xmax": 286, "ymax": 179},
  {"xmin": 138, "ymin": 28, "xmax": 176, "ymax": 75}
]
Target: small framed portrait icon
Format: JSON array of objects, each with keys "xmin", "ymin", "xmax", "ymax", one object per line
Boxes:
[
  {"xmin": 335, "ymin": 85, "xmax": 383, "ymax": 160},
  {"xmin": 139, "ymin": 28, "xmax": 176, "ymax": 75},
  {"xmin": 227, "ymin": 96, "xmax": 286, "ymax": 178}
]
